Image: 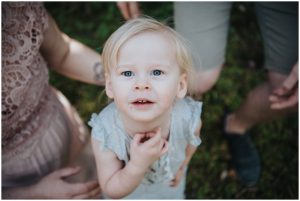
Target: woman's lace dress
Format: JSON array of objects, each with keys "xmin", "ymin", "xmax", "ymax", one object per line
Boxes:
[{"xmin": 2, "ymin": 2, "xmax": 96, "ymax": 187}]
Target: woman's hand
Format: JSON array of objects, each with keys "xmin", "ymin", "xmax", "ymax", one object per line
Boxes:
[
  {"xmin": 117, "ymin": 2, "xmax": 140, "ymax": 20},
  {"xmin": 170, "ymin": 163, "xmax": 186, "ymax": 187},
  {"xmin": 32, "ymin": 166, "xmax": 101, "ymax": 199},
  {"xmin": 129, "ymin": 128, "xmax": 169, "ymax": 172}
]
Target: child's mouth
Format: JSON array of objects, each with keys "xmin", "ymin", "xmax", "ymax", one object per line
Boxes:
[
  {"xmin": 133, "ymin": 99, "xmax": 154, "ymax": 104},
  {"xmin": 131, "ymin": 99, "xmax": 154, "ymax": 109}
]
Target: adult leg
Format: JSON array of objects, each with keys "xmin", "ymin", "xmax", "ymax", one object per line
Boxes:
[
  {"xmin": 225, "ymin": 2, "xmax": 298, "ymax": 185},
  {"xmin": 174, "ymin": 2, "xmax": 232, "ymax": 95},
  {"xmin": 225, "ymin": 71, "xmax": 297, "ymax": 134},
  {"xmin": 226, "ymin": 2, "xmax": 298, "ymax": 135}
]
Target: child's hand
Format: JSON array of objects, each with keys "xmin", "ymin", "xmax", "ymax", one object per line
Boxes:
[{"xmin": 129, "ymin": 128, "xmax": 169, "ymax": 172}]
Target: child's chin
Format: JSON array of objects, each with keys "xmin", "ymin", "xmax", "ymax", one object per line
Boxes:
[{"xmin": 130, "ymin": 113, "xmax": 157, "ymax": 122}]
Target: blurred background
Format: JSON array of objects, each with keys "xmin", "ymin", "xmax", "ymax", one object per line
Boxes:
[{"xmin": 45, "ymin": 2, "xmax": 298, "ymax": 199}]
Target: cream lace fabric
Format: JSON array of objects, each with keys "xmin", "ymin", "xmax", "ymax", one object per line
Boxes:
[{"xmin": 89, "ymin": 97, "xmax": 202, "ymax": 199}]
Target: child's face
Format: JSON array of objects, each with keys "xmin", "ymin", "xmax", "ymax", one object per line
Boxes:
[{"xmin": 106, "ymin": 31, "xmax": 187, "ymax": 122}]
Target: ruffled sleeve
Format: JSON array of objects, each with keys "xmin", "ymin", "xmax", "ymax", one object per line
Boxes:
[
  {"xmin": 184, "ymin": 97, "xmax": 203, "ymax": 147},
  {"xmin": 88, "ymin": 103, "xmax": 129, "ymax": 162},
  {"xmin": 88, "ymin": 113, "xmax": 108, "ymax": 151}
]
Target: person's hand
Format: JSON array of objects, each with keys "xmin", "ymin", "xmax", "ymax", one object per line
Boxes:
[
  {"xmin": 269, "ymin": 63, "xmax": 298, "ymax": 110},
  {"xmin": 32, "ymin": 166, "xmax": 101, "ymax": 199},
  {"xmin": 117, "ymin": 2, "xmax": 140, "ymax": 20},
  {"xmin": 129, "ymin": 128, "xmax": 168, "ymax": 172},
  {"xmin": 170, "ymin": 162, "xmax": 186, "ymax": 187}
]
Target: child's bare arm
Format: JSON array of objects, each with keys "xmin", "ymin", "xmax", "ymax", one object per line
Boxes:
[
  {"xmin": 92, "ymin": 130, "xmax": 168, "ymax": 199},
  {"xmin": 92, "ymin": 138, "xmax": 144, "ymax": 199}
]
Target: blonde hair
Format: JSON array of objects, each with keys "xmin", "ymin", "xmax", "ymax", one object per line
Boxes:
[{"xmin": 102, "ymin": 17, "xmax": 194, "ymax": 92}]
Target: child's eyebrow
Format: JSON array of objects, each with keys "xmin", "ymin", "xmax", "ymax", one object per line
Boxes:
[
  {"xmin": 149, "ymin": 63, "xmax": 171, "ymax": 68},
  {"xmin": 117, "ymin": 64, "xmax": 136, "ymax": 68},
  {"xmin": 117, "ymin": 63, "xmax": 171, "ymax": 68}
]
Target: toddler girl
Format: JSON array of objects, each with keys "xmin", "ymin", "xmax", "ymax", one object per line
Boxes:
[{"xmin": 89, "ymin": 17, "xmax": 203, "ymax": 199}]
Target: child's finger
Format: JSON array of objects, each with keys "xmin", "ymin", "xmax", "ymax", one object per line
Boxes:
[
  {"xmin": 144, "ymin": 128, "xmax": 162, "ymax": 147},
  {"xmin": 145, "ymin": 127, "xmax": 160, "ymax": 138},
  {"xmin": 159, "ymin": 138, "xmax": 165, "ymax": 149},
  {"xmin": 145, "ymin": 131, "xmax": 156, "ymax": 138},
  {"xmin": 160, "ymin": 140, "xmax": 169, "ymax": 155},
  {"xmin": 132, "ymin": 134, "xmax": 144, "ymax": 146}
]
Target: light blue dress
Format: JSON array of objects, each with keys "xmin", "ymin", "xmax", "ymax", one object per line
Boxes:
[{"xmin": 88, "ymin": 97, "xmax": 203, "ymax": 199}]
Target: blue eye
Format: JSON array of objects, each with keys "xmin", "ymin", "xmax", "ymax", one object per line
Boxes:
[
  {"xmin": 152, "ymin": 70, "xmax": 163, "ymax": 76},
  {"xmin": 121, "ymin": 71, "xmax": 134, "ymax": 77}
]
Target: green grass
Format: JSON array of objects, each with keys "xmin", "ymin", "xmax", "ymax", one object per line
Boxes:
[{"xmin": 45, "ymin": 2, "xmax": 298, "ymax": 199}]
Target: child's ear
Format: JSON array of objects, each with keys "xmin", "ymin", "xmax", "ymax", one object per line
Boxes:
[
  {"xmin": 105, "ymin": 73, "xmax": 114, "ymax": 99},
  {"xmin": 177, "ymin": 73, "xmax": 188, "ymax": 98}
]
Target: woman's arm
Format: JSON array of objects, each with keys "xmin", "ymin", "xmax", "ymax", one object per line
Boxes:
[{"xmin": 40, "ymin": 13, "xmax": 104, "ymax": 85}]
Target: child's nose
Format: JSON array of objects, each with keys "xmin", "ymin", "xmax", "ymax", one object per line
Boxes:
[
  {"xmin": 134, "ymin": 83, "xmax": 151, "ymax": 90},
  {"xmin": 134, "ymin": 79, "xmax": 151, "ymax": 91}
]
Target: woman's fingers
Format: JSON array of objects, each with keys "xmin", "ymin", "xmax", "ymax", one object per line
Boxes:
[
  {"xmin": 70, "ymin": 180, "xmax": 100, "ymax": 198},
  {"xmin": 52, "ymin": 166, "xmax": 81, "ymax": 179},
  {"xmin": 72, "ymin": 184, "xmax": 101, "ymax": 199}
]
